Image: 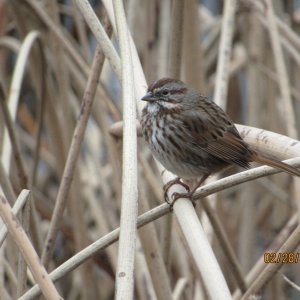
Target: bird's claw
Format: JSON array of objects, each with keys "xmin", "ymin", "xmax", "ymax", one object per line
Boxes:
[
  {"xmin": 171, "ymin": 192, "xmax": 190, "ymax": 201},
  {"xmin": 170, "ymin": 192, "xmax": 196, "ymax": 208},
  {"xmin": 163, "ymin": 177, "xmax": 190, "ymax": 203}
]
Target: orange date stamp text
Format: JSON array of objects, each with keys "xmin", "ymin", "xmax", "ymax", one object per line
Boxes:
[{"xmin": 264, "ymin": 252, "xmax": 299, "ymax": 264}]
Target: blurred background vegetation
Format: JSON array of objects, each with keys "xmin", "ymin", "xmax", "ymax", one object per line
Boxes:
[{"xmin": 1, "ymin": 0, "xmax": 300, "ymax": 299}]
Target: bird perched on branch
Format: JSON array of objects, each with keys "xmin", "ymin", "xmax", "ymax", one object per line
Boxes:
[{"xmin": 140, "ymin": 78, "xmax": 300, "ymax": 204}]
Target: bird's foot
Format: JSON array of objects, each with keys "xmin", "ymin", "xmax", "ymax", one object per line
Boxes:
[
  {"xmin": 164, "ymin": 174, "xmax": 210, "ymax": 209},
  {"xmin": 170, "ymin": 191, "xmax": 196, "ymax": 208},
  {"xmin": 163, "ymin": 177, "xmax": 190, "ymax": 204},
  {"xmin": 168, "ymin": 174, "xmax": 210, "ymax": 208}
]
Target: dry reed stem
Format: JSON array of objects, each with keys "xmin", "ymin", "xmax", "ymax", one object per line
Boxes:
[
  {"xmin": 263, "ymin": 0, "xmax": 300, "ymax": 230},
  {"xmin": 173, "ymin": 277, "xmax": 189, "ymax": 300},
  {"xmin": 0, "ymin": 37, "xmax": 21, "ymax": 58},
  {"xmin": 201, "ymin": 197, "xmax": 247, "ymax": 292},
  {"xmin": 172, "ymin": 198, "xmax": 232, "ymax": 300},
  {"xmin": 134, "ymin": 238, "xmax": 157, "ymax": 299},
  {"xmin": 281, "ymin": 35, "xmax": 300, "ymax": 68},
  {"xmin": 256, "ymin": 12, "xmax": 300, "ymax": 71},
  {"xmin": 1, "ymin": 80, "xmax": 31, "ymax": 295},
  {"xmin": 171, "ymin": 233, "xmax": 193, "ymax": 294},
  {"xmin": 238, "ymin": 12, "xmax": 259, "ymax": 275},
  {"xmin": 1, "ymin": 31, "xmax": 39, "ymax": 174},
  {"xmin": 213, "ymin": 0, "xmax": 237, "ymax": 110},
  {"xmin": 0, "ymin": 189, "xmax": 30, "ymax": 246},
  {"xmin": 264, "ymin": 0, "xmax": 297, "ymax": 138},
  {"xmin": 41, "ymin": 46, "xmax": 106, "ymax": 266},
  {"xmin": 0, "ymin": 89, "xmax": 27, "ymax": 188},
  {"xmin": 193, "ymin": 156, "xmax": 300, "ymax": 201},
  {"xmin": 113, "ymin": 0, "xmax": 138, "ymax": 299},
  {"xmin": 203, "ymin": 18, "xmax": 221, "ymax": 69},
  {"xmin": 64, "ymin": 35, "xmax": 123, "ymax": 202},
  {"xmin": 1, "ymin": 257, "xmax": 18, "ymax": 290},
  {"xmin": 256, "ymin": 62, "xmax": 300, "ymax": 102},
  {"xmin": 29, "ymin": 42, "xmax": 46, "ymax": 190},
  {"xmin": 258, "ymin": 177, "xmax": 290, "ymax": 205},
  {"xmin": 0, "ymin": 194, "xmax": 62, "ymax": 300},
  {"xmin": 157, "ymin": 0, "xmax": 171, "ymax": 78},
  {"xmin": 281, "ymin": 274, "xmax": 300, "ymax": 293},
  {"xmin": 250, "ymin": 0, "xmax": 300, "ymax": 56},
  {"xmin": 240, "ymin": 223, "xmax": 300, "ymax": 299},
  {"xmin": 233, "ymin": 214, "xmax": 297, "ymax": 299},
  {"xmin": 24, "ymin": 0, "xmax": 89, "ymax": 72},
  {"xmin": 182, "ymin": 0, "xmax": 205, "ymax": 89},
  {"xmin": 164, "ymin": 0, "xmax": 185, "ymax": 273},
  {"xmin": 139, "ymin": 183, "xmax": 173, "ymax": 300},
  {"xmin": 25, "ymin": 0, "xmax": 121, "ymax": 122},
  {"xmin": 45, "ymin": 1, "xmax": 73, "ymax": 157},
  {"xmin": 102, "ymin": 0, "xmax": 146, "ymax": 105},
  {"xmin": 101, "ymin": 3, "xmax": 175, "ymax": 292},
  {"xmin": 168, "ymin": 0, "xmax": 184, "ymax": 78},
  {"xmin": 83, "ymin": 188, "xmax": 118, "ymax": 270},
  {"xmin": 139, "ymin": 154, "xmax": 163, "ymax": 201},
  {"xmin": 207, "ymin": 44, "xmax": 247, "ymax": 92},
  {"xmin": 72, "ymin": 1, "xmax": 91, "ymax": 62},
  {"xmin": 74, "ymin": 0, "xmax": 121, "ymax": 77},
  {"xmin": 0, "ymin": 161, "xmax": 16, "ymax": 206}
]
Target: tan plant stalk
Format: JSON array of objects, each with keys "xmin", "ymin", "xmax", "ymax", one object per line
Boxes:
[
  {"xmin": 0, "ymin": 194, "xmax": 62, "ymax": 300},
  {"xmin": 41, "ymin": 46, "xmax": 106, "ymax": 266},
  {"xmin": 213, "ymin": 0, "xmax": 237, "ymax": 109},
  {"xmin": 113, "ymin": 1, "xmax": 138, "ymax": 299}
]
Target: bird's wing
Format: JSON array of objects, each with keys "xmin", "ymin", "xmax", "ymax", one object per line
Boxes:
[{"xmin": 182, "ymin": 109, "xmax": 252, "ymax": 169}]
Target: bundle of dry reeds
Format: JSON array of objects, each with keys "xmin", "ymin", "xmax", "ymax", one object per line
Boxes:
[{"xmin": 1, "ymin": 0, "xmax": 300, "ymax": 299}]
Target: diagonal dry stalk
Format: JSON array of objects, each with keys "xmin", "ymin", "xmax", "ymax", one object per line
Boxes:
[
  {"xmin": 41, "ymin": 45, "xmax": 107, "ymax": 267},
  {"xmin": 0, "ymin": 193, "xmax": 62, "ymax": 299}
]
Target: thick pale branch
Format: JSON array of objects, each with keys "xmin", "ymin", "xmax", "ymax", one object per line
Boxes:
[{"xmin": 113, "ymin": 1, "xmax": 138, "ymax": 300}]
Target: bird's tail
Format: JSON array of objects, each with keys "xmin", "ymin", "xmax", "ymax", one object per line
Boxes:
[{"xmin": 252, "ymin": 153, "xmax": 300, "ymax": 177}]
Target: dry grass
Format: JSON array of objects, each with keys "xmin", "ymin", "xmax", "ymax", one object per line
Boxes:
[{"xmin": 1, "ymin": 0, "xmax": 300, "ymax": 299}]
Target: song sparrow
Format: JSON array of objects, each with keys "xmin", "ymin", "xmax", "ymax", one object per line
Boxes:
[{"xmin": 140, "ymin": 78, "xmax": 300, "ymax": 203}]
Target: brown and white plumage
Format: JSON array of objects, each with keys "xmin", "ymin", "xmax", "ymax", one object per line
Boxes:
[{"xmin": 140, "ymin": 78, "xmax": 300, "ymax": 195}]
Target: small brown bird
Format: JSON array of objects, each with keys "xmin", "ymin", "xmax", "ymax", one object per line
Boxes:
[{"xmin": 140, "ymin": 78, "xmax": 300, "ymax": 202}]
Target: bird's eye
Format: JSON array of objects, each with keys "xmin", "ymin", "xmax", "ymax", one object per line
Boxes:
[{"xmin": 161, "ymin": 90, "xmax": 169, "ymax": 96}]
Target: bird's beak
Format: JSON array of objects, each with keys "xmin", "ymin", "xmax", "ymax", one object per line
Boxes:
[{"xmin": 141, "ymin": 92, "xmax": 156, "ymax": 102}]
